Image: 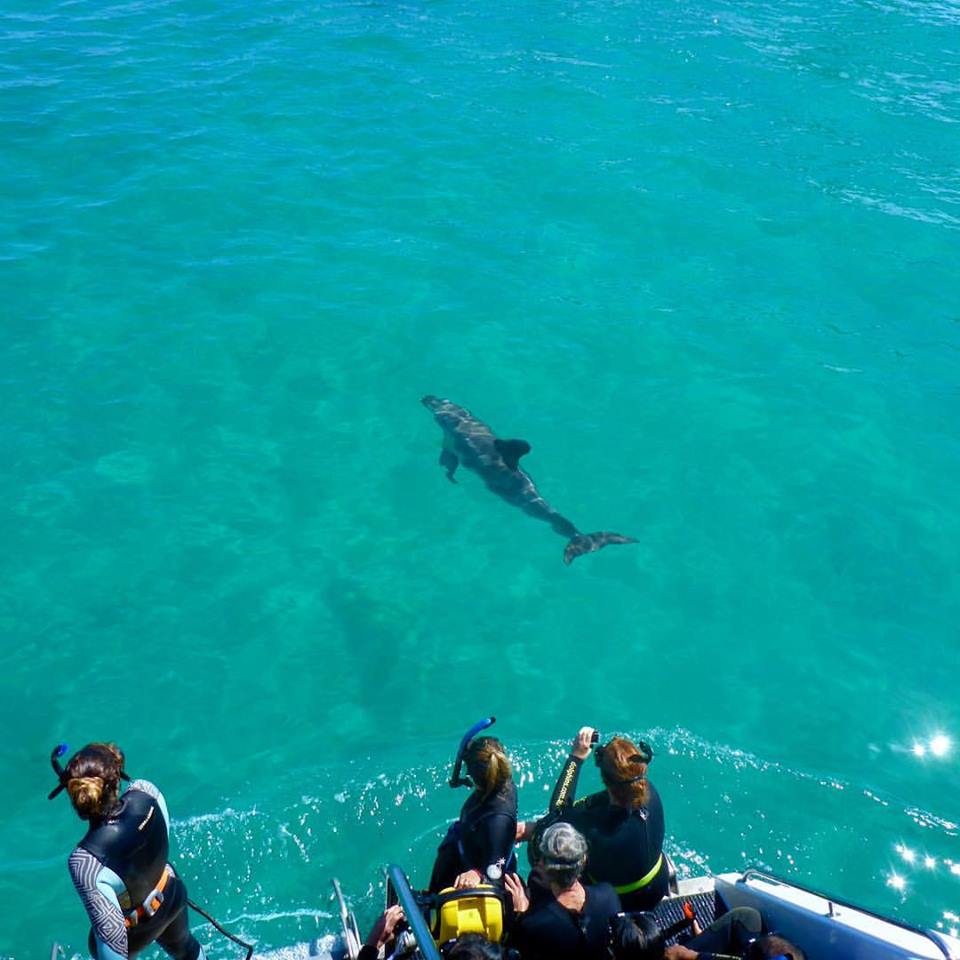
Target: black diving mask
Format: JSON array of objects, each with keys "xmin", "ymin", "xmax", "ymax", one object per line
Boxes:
[
  {"xmin": 48, "ymin": 743, "xmax": 130, "ymax": 800},
  {"xmin": 449, "ymin": 717, "xmax": 496, "ymax": 788}
]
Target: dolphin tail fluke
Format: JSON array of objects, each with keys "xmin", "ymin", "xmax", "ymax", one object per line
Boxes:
[{"xmin": 563, "ymin": 532, "xmax": 637, "ymax": 565}]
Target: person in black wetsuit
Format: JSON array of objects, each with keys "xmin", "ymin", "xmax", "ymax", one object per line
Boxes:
[
  {"xmin": 503, "ymin": 821, "xmax": 620, "ymax": 960},
  {"xmin": 610, "ymin": 907, "xmax": 805, "ymax": 960},
  {"xmin": 430, "ymin": 736, "xmax": 518, "ymax": 892},
  {"xmin": 531, "ymin": 727, "xmax": 668, "ymax": 912},
  {"xmin": 51, "ymin": 742, "xmax": 204, "ymax": 960}
]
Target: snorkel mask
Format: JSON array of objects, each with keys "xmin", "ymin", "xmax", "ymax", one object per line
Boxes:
[
  {"xmin": 48, "ymin": 743, "xmax": 70, "ymax": 800},
  {"xmin": 449, "ymin": 717, "xmax": 496, "ymax": 788},
  {"xmin": 48, "ymin": 743, "xmax": 130, "ymax": 800}
]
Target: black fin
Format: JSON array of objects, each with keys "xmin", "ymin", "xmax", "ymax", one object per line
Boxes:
[
  {"xmin": 494, "ymin": 438, "xmax": 531, "ymax": 471},
  {"xmin": 563, "ymin": 532, "xmax": 637, "ymax": 565},
  {"xmin": 439, "ymin": 448, "xmax": 459, "ymax": 483}
]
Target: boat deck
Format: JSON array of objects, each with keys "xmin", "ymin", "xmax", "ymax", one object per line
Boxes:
[{"xmin": 653, "ymin": 871, "xmax": 960, "ymax": 960}]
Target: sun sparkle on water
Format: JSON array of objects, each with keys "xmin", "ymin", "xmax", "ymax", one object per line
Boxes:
[
  {"xmin": 896, "ymin": 845, "xmax": 916, "ymax": 864},
  {"xmin": 911, "ymin": 732, "xmax": 952, "ymax": 760}
]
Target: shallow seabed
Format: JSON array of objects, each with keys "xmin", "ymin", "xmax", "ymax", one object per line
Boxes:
[{"xmin": 1, "ymin": 0, "xmax": 959, "ymax": 954}]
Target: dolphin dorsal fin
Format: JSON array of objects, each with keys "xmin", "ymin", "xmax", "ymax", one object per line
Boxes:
[{"xmin": 494, "ymin": 438, "xmax": 531, "ymax": 471}]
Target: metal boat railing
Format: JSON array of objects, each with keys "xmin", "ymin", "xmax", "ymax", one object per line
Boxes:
[{"xmin": 387, "ymin": 864, "xmax": 442, "ymax": 960}]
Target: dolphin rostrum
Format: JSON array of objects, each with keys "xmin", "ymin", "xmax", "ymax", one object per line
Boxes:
[{"xmin": 422, "ymin": 396, "xmax": 637, "ymax": 564}]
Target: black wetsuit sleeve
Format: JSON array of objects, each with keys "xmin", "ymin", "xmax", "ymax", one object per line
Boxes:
[
  {"xmin": 549, "ymin": 755, "xmax": 583, "ymax": 811},
  {"xmin": 474, "ymin": 813, "xmax": 516, "ymax": 881}
]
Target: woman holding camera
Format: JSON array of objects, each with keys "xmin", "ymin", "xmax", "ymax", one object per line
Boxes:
[{"xmin": 537, "ymin": 726, "xmax": 669, "ymax": 912}]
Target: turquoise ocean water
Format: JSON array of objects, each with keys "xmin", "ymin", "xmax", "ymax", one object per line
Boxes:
[{"xmin": 2, "ymin": 0, "xmax": 959, "ymax": 955}]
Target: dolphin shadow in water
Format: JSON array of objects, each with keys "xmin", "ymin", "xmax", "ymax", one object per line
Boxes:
[{"xmin": 422, "ymin": 395, "xmax": 637, "ymax": 564}]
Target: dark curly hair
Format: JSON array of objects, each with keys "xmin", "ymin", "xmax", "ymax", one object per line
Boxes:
[{"xmin": 64, "ymin": 743, "xmax": 125, "ymax": 821}]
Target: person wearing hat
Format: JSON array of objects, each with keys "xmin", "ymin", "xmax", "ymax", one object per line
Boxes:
[
  {"xmin": 50, "ymin": 742, "xmax": 204, "ymax": 960},
  {"xmin": 504, "ymin": 821, "xmax": 620, "ymax": 959}
]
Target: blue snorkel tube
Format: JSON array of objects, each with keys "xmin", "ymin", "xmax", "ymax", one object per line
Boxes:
[
  {"xmin": 449, "ymin": 717, "xmax": 496, "ymax": 788},
  {"xmin": 47, "ymin": 743, "xmax": 70, "ymax": 800},
  {"xmin": 48, "ymin": 742, "xmax": 130, "ymax": 800}
]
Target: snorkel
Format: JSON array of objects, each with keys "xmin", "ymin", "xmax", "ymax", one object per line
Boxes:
[
  {"xmin": 47, "ymin": 743, "xmax": 69, "ymax": 800},
  {"xmin": 47, "ymin": 742, "xmax": 130, "ymax": 800},
  {"xmin": 449, "ymin": 717, "xmax": 496, "ymax": 788}
]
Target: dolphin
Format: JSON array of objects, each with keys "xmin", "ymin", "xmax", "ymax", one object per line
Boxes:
[{"xmin": 422, "ymin": 395, "xmax": 637, "ymax": 564}]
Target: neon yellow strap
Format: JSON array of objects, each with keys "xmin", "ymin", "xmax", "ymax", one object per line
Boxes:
[{"xmin": 611, "ymin": 854, "xmax": 663, "ymax": 895}]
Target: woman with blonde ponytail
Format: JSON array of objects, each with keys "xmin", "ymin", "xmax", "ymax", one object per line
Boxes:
[
  {"xmin": 53, "ymin": 743, "xmax": 205, "ymax": 960},
  {"xmin": 429, "ymin": 735, "xmax": 518, "ymax": 892}
]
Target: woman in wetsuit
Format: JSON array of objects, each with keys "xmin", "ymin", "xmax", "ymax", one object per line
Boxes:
[
  {"xmin": 504, "ymin": 821, "xmax": 619, "ymax": 960},
  {"xmin": 429, "ymin": 736, "xmax": 518, "ymax": 891},
  {"xmin": 541, "ymin": 727, "xmax": 669, "ymax": 912},
  {"xmin": 54, "ymin": 743, "xmax": 205, "ymax": 960}
]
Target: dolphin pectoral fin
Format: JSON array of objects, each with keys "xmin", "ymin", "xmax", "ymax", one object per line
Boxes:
[
  {"xmin": 494, "ymin": 438, "xmax": 532, "ymax": 472},
  {"xmin": 439, "ymin": 449, "xmax": 459, "ymax": 483},
  {"xmin": 563, "ymin": 532, "xmax": 637, "ymax": 565}
]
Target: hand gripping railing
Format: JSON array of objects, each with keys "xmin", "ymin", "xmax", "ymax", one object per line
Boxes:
[{"xmin": 387, "ymin": 864, "xmax": 442, "ymax": 960}]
